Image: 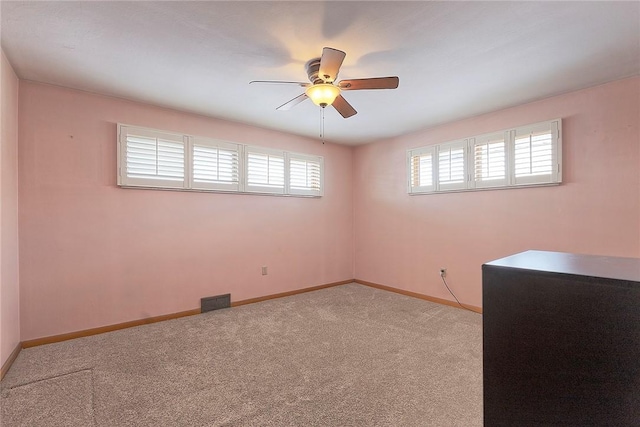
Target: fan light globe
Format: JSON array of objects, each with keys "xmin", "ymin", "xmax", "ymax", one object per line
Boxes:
[{"xmin": 305, "ymin": 84, "xmax": 340, "ymax": 107}]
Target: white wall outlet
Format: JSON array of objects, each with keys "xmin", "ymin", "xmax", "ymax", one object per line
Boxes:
[{"xmin": 261, "ymin": 266, "xmax": 268, "ymax": 276}]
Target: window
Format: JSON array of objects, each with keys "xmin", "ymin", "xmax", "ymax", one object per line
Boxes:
[
  {"xmin": 407, "ymin": 146, "xmax": 435, "ymax": 193},
  {"xmin": 407, "ymin": 119, "xmax": 561, "ymax": 194},
  {"xmin": 470, "ymin": 131, "xmax": 507, "ymax": 189},
  {"xmin": 245, "ymin": 147, "xmax": 286, "ymax": 194},
  {"xmin": 190, "ymin": 137, "xmax": 241, "ymax": 192},
  {"xmin": 513, "ymin": 121, "xmax": 560, "ymax": 185},
  {"xmin": 438, "ymin": 140, "xmax": 466, "ymax": 191},
  {"xmin": 289, "ymin": 153, "xmax": 323, "ymax": 196},
  {"xmin": 118, "ymin": 124, "xmax": 323, "ymax": 197},
  {"xmin": 119, "ymin": 126, "xmax": 187, "ymax": 188}
]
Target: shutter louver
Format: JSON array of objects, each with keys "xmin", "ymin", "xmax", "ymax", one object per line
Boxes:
[
  {"xmin": 473, "ymin": 134, "xmax": 506, "ymax": 188},
  {"xmin": 123, "ymin": 130, "xmax": 185, "ymax": 187},
  {"xmin": 246, "ymin": 148, "xmax": 285, "ymax": 193},
  {"xmin": 405, "ymin": 119, "xmax": 560, "ymax": 195},
  {"xmin": 438, "ymin": 143, "xmax": 466, "ymax": 190},
  {"xmin": 475, "ymin": 141, "xmax": 505, "ymax": 180},
  {"xmin": 289, "ymin": 154, "xmax": 323, "ymax": 196},
  {"xmin": 515, "ymin": 131, "xmax": 553, "ymax": 177},
  {"xmin": 118, "ymin": 125, "xmax": 323, "ymax": 196},
  {"xmin": 126, "ymin": 136, "xmax": 184, "ymax": 181},
  {"xmin": 439, "ymin": 147, "xmax": 465, "ymax": 183},
  {"xmin": 191, "ymin": 139, "xmax": 240, "ymax": 191},
  {"xmin": 407, "ymin": 147, "xmax": 435, "ymax": 193},
  {"xmin": 409, "ymin": 152, "xmax": 433, "ymax": 191},
  {"xmin": 290, "ymin": 160, "xmax": 320, "ymax": 190},
  {"xmin": 513, "ymin": 121, "xmax": 559, "ymax": 185}
]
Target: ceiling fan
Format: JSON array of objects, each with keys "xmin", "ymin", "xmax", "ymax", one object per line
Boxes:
[{"xmin": 250, "ymin": 47, "xmax": 399, "ymax": 118}]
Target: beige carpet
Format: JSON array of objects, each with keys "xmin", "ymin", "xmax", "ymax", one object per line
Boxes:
[{"xmin": 1, "ymin": 283, "xmax": 482, "ymax": 426}]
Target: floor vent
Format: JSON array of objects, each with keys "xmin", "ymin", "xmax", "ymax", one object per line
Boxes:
[{"xmin": 201, "ymin": 294, "xmax": 231, "ymax": 313}]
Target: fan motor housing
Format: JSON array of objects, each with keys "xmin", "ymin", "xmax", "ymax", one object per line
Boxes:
[{"xmin": 305, "ymin": 58, "xmax": 324, "ymax": 84}]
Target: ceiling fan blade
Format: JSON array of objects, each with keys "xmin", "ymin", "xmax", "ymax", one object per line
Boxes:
[
  {"xmin": 332, "ymin": 94, "xmax": 357, "ymax": 118},
  {"xmin": 250, "ymin": 80, "xmax": 309, "ymax": 87},
  {"xmin": 338, "ymin": 76, "xmax": 399, "ymax": 90},
  {"xmin": 249, "ymin": 80, "xmax": 311, "ymax": 87},
  {"xmin": 318, "ymin": 47, "xmax": 346, "ymax": 83},
  {"xmin": 276, "ymin": 93, "xmax": 308, "ymax": 111}
]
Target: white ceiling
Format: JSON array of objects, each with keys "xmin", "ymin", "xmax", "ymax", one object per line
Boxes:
[{"xmin": 2, "ymin": 1, "xmax": 639, "ymax": 145}]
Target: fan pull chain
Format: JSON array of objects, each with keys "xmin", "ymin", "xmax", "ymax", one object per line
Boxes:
[{"xmin": 321, "ymin": 107, "xmax": 325, "ymax": 144}]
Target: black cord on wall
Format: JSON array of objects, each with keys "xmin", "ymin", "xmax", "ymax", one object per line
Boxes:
[{"xmin": 440, "ymin": 274, "xmax": 475, "ymax": 313}]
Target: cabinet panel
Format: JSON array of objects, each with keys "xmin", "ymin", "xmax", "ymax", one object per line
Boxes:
[{"xmin": 483, "ymin": 250, "xmax": 640, "ymax": 426}]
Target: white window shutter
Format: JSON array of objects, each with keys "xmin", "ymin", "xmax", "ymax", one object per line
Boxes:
[
  {"xmin": 471, "ymin": 131, "xmax": 508, "ymax": 188},
  {"xmin": 119, "ymin": 125, "xmax": 186, "ymax": 189},
  {"xmin": 118, "ymin": 125, "xmax": 324, "ymax": 197},
  {"xmin": 245, "ymin": 146, "xmax": 286, "ymax": 194},
  {"xmin": 288, "ymin": 153, "xmax": 323, "ymax": 196},
  {"xmin": 407, "ymin": 147, "xmax": 435, "ymax": 193},
  {"xmin": 437, "ymin": 140, "xmax": 467, "ymax": 191},
  {"xmin": 404, "ymin": 119, "xmax": 561, "ymax": 196},
  {"xmin": 190, "ymin": 137, "xmax": 241, "ymax": 191},
  {"xmin": 513, "ymin": 120, "xmax": 561, "ymax": 186}
]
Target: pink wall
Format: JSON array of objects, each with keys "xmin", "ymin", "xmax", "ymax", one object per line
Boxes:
[
  {"xmin": 1, "ymin": 50, "xmax": 21, "ymax": 366},
  {"xmin": 18, "ymin": 82, "xmax": 353, "ymax": 341},
  {"xmin": 353, "ymin": 77, "xmax": 640, "ymax": 308},
  {"xmin": 13, "ymin": 75, "xmax": 640, "ymax": 341}
]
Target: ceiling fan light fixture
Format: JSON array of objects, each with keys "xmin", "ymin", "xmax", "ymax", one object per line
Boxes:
[
  {"xmin": 252, "ymin": 47, "xmax": 398, "ymax": 118},
  {"xmin": 305, "ymin": 83, "xmax": 340, "ymax": 107}
]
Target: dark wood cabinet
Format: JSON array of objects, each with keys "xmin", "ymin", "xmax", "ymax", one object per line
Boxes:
[{"xmin": 482, "ymin": 250, "xmax": 640, "ymax": 426}]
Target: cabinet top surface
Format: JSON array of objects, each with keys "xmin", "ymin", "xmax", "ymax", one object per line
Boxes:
[{"xmin": 484, "ymin": 250, "xmax": 640, "ymax": 282}]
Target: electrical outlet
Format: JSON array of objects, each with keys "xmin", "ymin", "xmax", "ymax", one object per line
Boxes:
[
  {"xmin": 261, "ymin": 266, "xmax": 268, "ymax": 276},
  {"xmin": 440, "ymin": 268, "xmax": 447, "ymax": 277}
]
